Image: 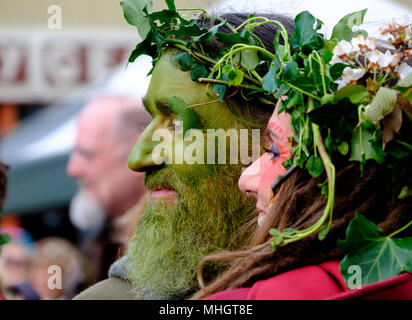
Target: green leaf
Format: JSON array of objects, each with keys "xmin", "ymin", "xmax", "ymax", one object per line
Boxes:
[
  {"xmin": 339, "ymin": 214, "xmax": 412, "ymax": 286},
  {"xmin": 120, "ymin": 0, "xmax": 153, "ymax": 40},
  {"xmin": 334, "ymin": 84, "xmax": 368, "ymax": 104},
  {"xmin": 194, "ymin": 19, "xmax": 226, "ymax": 42},
  {"xmin": 397, "ymin": 72, "xmax": 412, "ymax": 87},
  {"xmin": 240, "ymin": 50, "xmax": 260, "ymax": 71},
  {"xmin": 190, "ymin": 63, "xmax": 209, "ymax": 82},
  {"xmin": 216, "ymin": 32, "xmax": 253, "ymax": 45},
  {"xmin": 318, "ymin": 223, "xmax": 330, "ymax": 240},
  {"xmin": 128, "ymin": 36, "xmax": 157, "ymax": 62},
  {"xmin": 170, "ymin": 20, "xmax": 205, "ymax": 37},
  {"xmin": 165, "ymin": 0, "xmax": 176, "ymax": 11},
  {"xmin": 307, "ymin": 155, "xmax": 324, "ymax": 177},
  {"xmin": 213, "ymin": 84, "xmax": 226, "ymax": 101},
  {"xmin": 263, "ymin": 62, "xmax": 281, "ymax": 93},
  {"xmin": 290, "ymin": 11, "xmax": 324, "ymax": 50},
  {"xmin": 329, "ymin": 63, "xmax": 348, "ymax": 81},
  {"xmin": 227, "ymin": 69, "xmax": 244, "ymax": 86},
  {"xmin": 331, "ymin": 9, "xmax": 368, "ymax": 41},
  {"xmin": 365, "ymin": 87, "xmax": 398, "ymax": 123},
  {"xmin": 176, "ymin": 52, "xmax": 192, "ymax": 72},
  {"xmin": 283, "ymin": 61, "xmax": 299, "ymax": 80},
  {"xmin": 170, "ymin": 96, "xmax": 200, "ymax": 134},
  {"xmin": 269, "ymin": 228, "xmax": 284, "ymax": 246},
  {"xmin": 283, "ymin": 228, "xmax": 297, "ymax": 237},
  {"xmin": 349, "ymin": 128, "xmax": 385, "ymax": 164},
  {"xmin": 321, "ymin": 93, "xmax": 334, "ymax": 105},
  {"xmin": 337, "ymin": 141, "xmax": 349, "ymax": 155}
]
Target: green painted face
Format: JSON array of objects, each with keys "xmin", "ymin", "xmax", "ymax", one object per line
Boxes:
[
  {"xmin": 128, "ymin": 50, "xmax": 242, "ymax": 174},
  {"xmin": 125, "ymin": 50, "xmax": 256, "ymax": 299}
]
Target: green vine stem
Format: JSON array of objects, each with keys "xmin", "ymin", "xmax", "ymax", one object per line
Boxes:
[
  {"xmin": 388, "ymin": 220, "xmax": 412, "ymax": 238},
  {"xmin": 271, "ymin": 124, "xmax": 336, "ymax": 247},
  {"xmin": 232, "ymin": 17, "xmax": 291, "ymax": 61},
  {"xmin": 197, "ymin": 77, "xmax": 261, "ymax": 91}
]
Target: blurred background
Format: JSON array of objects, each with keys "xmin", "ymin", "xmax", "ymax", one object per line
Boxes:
[{"xmin": 0, "ymin": 0, "xmax": 410, "ymax": 299}]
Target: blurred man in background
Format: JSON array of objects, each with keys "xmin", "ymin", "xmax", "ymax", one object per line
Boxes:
[{"xmin": 67, "ymin": 96, "xmax": 151, "ymax": 281}]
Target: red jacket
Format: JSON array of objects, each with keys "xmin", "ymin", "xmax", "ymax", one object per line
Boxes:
[{"xmin": 205, "ymin": 261, "xmax": 412, "ymax": 300}]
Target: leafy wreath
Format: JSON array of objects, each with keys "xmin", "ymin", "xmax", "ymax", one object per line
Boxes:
[{"xmin": 121, "ymin": 0, "xmax": 412, "ymax": 286}]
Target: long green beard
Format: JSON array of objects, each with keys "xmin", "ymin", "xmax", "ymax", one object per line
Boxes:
[{"xmin": 125, "ymin": 164, "xmax": 255, "ymax": 299}]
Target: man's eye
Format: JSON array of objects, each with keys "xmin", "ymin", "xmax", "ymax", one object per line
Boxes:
[
  {"xmin": 168, "ymin": 120, "xmax": 182, "ymax": 132},
  {"xmin": 263, "ymin": 144, "xmax": 280, "ymax": 159}
]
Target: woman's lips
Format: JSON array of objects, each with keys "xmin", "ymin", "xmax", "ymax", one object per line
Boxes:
[{"xmin": 151, "ymin": 188, "xmax": 178, "ymax": 199}]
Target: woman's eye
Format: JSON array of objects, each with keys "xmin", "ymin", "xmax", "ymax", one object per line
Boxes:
[{"xmin": 263, "ymin": 144, "xmax": 280, "ymax": 159}]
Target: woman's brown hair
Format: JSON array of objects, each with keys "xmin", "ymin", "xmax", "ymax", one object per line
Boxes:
[{"xmin": 192, "ymin": 160, "xmax": 412, "ymax": 299}]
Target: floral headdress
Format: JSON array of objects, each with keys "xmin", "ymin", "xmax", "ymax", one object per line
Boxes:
[{"xmin": 121, "ymin": 0, "xmax": 412, "ymax": 286}]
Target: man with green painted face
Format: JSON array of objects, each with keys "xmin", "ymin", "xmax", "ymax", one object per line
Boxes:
[{"xmin": 74, "ymin": 12, "xmax": 294, "ymax": 300}]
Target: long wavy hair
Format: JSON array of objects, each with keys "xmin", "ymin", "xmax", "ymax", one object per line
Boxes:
[{"xmin": 192, "ymin": 159, "xmax": 412, "ymax": 299}]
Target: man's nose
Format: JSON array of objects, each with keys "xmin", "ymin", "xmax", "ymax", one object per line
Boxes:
[
  {"xmin": 67, "ymin": 153, "xmax": 85, "ymax": 179},
  {"xmin": 128, "ymin": 118, "xmax": 162, "ymax": 172}
]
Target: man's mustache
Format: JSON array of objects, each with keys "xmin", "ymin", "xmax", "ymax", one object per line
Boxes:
[{"xmin": 143, "ymin": 167, "xmax": 178, "ymax": 192}]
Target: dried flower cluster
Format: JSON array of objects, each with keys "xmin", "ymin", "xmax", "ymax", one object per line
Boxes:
[{"xmin": 332, "ymin": 15, "xmax": 411, "ymax": 90}]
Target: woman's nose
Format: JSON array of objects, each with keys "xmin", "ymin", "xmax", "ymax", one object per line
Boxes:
[{"xmin": 238, "ymin": 157, "xmax": 262, "ymax": 196}]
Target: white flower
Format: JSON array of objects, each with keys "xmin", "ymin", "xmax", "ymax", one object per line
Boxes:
[
  {"xmin": 336, "ymin": 67, "xmax": 365, "ymax": 89},
  {"xmin": 367, "ymin": 50, "xmax": 400, "ymax": 69},
  {"xmin": 332, "ymin": 40, "xmax": 357, "ymax": 62},
  {"xmin": 377, "ymin": 50, "xmax": 400, "ymax": 68},
  {"xmin": 397, "ymin": 62, "xmax": 412, "ymax": 80},
  {"xmin": 392, "ymin": 15, "xmax": 411, "ymax": 28},
  {"xmin": 351, "ymin": 35, "xmax": 376, "ymax": 51},
  {"xmin": 366, "ymin": 50, "xmax": 380, "ymax": 64}
]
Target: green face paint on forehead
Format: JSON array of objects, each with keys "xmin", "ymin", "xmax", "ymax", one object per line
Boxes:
[{"xmin": 143, "ymin": 50, "xmax": 241, "ymax": 130}]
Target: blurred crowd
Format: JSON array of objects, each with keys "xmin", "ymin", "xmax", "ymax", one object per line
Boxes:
[{"xmin": 0, "ymin": 93, "xmax": 151, "ymax": 300}]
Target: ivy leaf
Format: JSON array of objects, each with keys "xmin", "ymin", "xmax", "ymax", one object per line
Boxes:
[
  {"xmin": 170, "ymin": 96, "xmax": 200, "ymax": 134},
  {"xmin": 283, "ymin": 61, "xmax": 300, "ymax": 81},
  {"xmin": 307, "ymin": 155, "xmax": 324, "ymax": 178},
  {"xmin": 365, "ymin": 87, "xmax": 398, "ymax": 123},
  {"xmin": 269, "ymin": 228, "xmax": 284, "ymax": 250},
  {"xmin": 263, "ymin": 61, "xmax": 281, "ymax": 93},
  {"xmin": 349, "ymin": 128, "xmax": 385, "ymax": 164},
  {"xmin": 240, "ymin": 50, "xmax": 260, "ymax": 71},
  {"xmin": 170, "ymin": 20, "xmax": 205, "ymax": 37},
  {"xmin": 337, "ymin": 141, "xmax": 349, "ymax": 155},
  {"xmin": 194, "ymin": 19, "xmax": 226, "ymax": 42},
  {"xmin": 227, "ymin": 69, "xmax": 244, "ymax": 86},
  {"xmin": 176, "ymin": 52, "xmax": 192, "ymax": 71},
  {"xmin": 290, "ymin": 11, "xmax": 324, "ymax": 51},
  {"xmin": 339, "ymin": 214, "xmax": 412, "ymax": 286},
  {"xmin": 331, "ymin": 9, "xmax": 368, "ymax": 41},
  {"xmin": 216, "ymin": 32, "xmax": 253, "ymax": 45},
  {"xmin": 120, "ymin": 0, "xmax": 153, "ymax": 40},
  {"xmin": 190, "ymin": 63, "xmax": 209, "ymax": 82},
  {"xmin": 329, "ymin": 63, "xmax": 348, "ymax": 81},
  {"xmin": 334, "ymin": 84, "xmax": 368, "ymax": 104},
  {"xmin": 128, "ymin": 36, "xmax": 157, "ymax": 62},
  {"xmin": 213, "ymin": 84, "xmax": 226, "ymax": 101},
  {"xmin": 165, "ymin": 0, "xmax": 176, "ymax": 11}
]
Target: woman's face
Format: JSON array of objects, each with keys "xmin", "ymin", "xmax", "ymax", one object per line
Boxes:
[{"xmin": 238, "ymin": 105, "xmax": 291, "ymax": 225}]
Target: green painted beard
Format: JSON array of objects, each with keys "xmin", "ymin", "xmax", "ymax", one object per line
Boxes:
[{"xmin": 125, "ymin": 164, "xmax": 255, "ymax": 299}]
